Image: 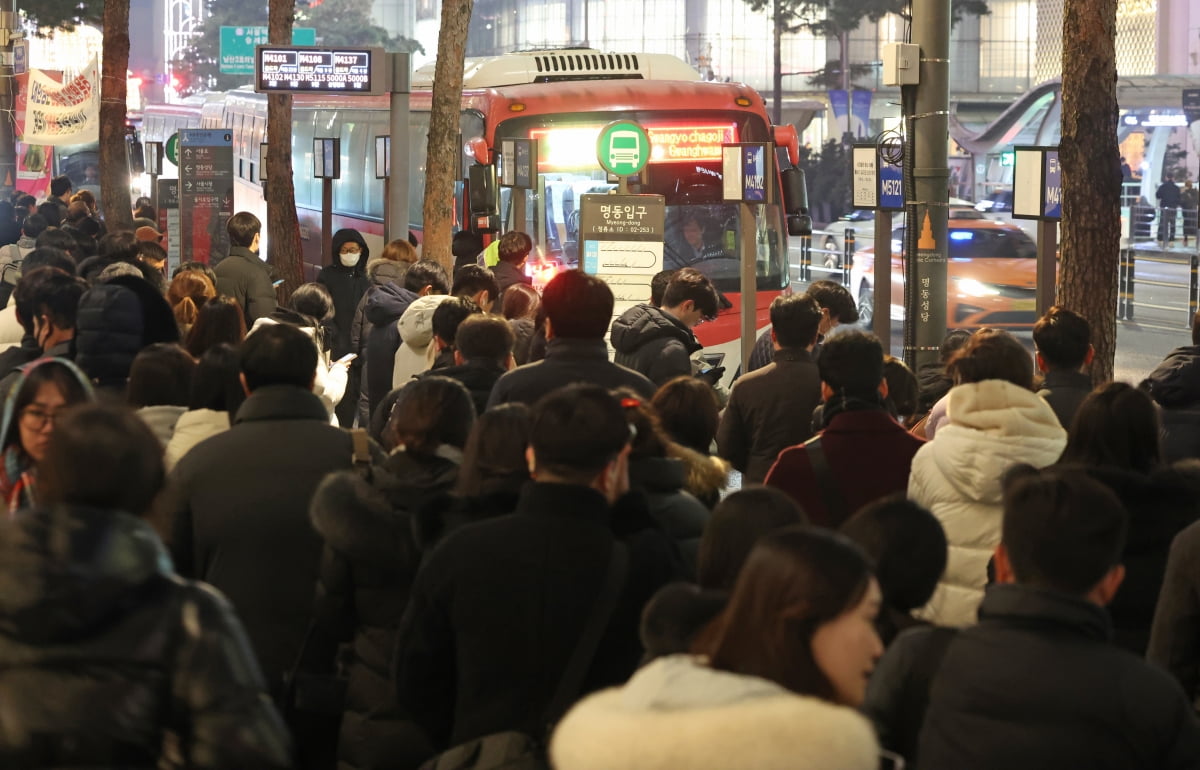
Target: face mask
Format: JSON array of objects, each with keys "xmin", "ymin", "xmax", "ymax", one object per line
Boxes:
[{"xmin": 339, "ymin": 250, "xmax": 360, "ymax": 267}]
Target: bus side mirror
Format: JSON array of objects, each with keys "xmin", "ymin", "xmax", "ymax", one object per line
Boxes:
[
  {"xmin": 127, "ymin": 139, "xmax": 146, "ymax": 176},
  {"xmin": 468, "ymin": 163, "xmax": 499, "ymax": 232},
  {"xmin": 781, "ymin": 167, "xmax": 809, "ymax": 216}
]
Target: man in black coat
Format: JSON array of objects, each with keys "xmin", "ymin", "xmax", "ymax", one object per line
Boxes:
[
  {"xmin": 165, "ymin": 324, "xmax": 383, "ymax": 767},
  {"xmin": 1032, "ymin": 306, "xmax": 1094, "ymax": 428},
  {"xmin": 717, "ymin": 292, "xmax": 823, "ymax": 483},
  {"xmin": 422, "ymin": 314, "xmax": 513, "ymax": 415},
  {"xmin": 610, "ymin": 267, "xmax": 719, "ymax": 386},
  {"xmin": 1140, "ymin": 315, "xmax": 1200, "ymax": 463},
  {"xmin": 487, "ymin": 270, "xmax": 655, "ymax": 407},
  {"xmin": 214, "ymin": 212, "xmax": 276, "ymax": 326},
  {"xmin": 892, "ymin": 465, "xmax": 1200, "ymax": 769},
  {"xmin": 393, "ymin": 384, "xmax": 679, "ymax": 757}
]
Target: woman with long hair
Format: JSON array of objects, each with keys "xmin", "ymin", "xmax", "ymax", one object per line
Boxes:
[
  {"xmin": 184, "ymin": 295, "xmax": 246, "ymax": 359},
  {"xmin": 164, "ymin": 343, "xmax": 246, "ymax": 471},
  {"xmin": 167, "ymin": 269, "xmax": 216, "ymax": 337},
  {"xmin": 0, "ymin": 358, "xmax": 94, "ymax": 513},
  {"xmin": 551, "ymin": 527, "xmax": 882, "ymax": 770},
  {"xmin": 501, "ymin": 282, "xmax": 542, "ymax": 365},
  {"xmin": 0, "ymin": 404, "xmax": 292, "ymax": 768},
  {"xmin": 306, "ymin": 376, "xmax": 477, "ymax": 768}
]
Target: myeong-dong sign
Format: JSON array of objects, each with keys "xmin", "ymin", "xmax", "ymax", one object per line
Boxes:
[{"xmin": 528, "ymin": 123, "xmax": 738, "ymax": 170}]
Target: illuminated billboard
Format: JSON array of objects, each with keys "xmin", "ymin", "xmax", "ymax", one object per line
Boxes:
[{"xmin": 528, "ymin": 122, "xmax": 738, "ymax": 170}]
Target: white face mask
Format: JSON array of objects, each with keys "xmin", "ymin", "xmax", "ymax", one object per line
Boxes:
[{"xmin": 339, "ymin": 250, "xmax": 360, "ymax": 267}]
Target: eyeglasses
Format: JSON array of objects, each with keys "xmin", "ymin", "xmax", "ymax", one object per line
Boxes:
[{"xmin": 20, "ymin": 407, "xmax": 60, "ymax": 430}]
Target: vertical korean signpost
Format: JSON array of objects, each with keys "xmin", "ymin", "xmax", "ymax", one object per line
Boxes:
[
  {"xmin": 1012, "ymin": 146, "xmax": 1061, "ymax": 315},
  {"xmin": 179, "ymin": 130, "xmax": 234, "ymax": 266},
  {"xmin": 851, "ymin": 143, "xmax": 905, "ymax": 343},
  {"xmin": 723, "ymin": 142, "xmax": 773, "ymax": 371},
  {"xmin": 500, "ymin": 138, "xmax": 538, "ymax": 234},
  {"xmin": 580, "ymin": 121, "xmax": 665, "ymax": 337}
]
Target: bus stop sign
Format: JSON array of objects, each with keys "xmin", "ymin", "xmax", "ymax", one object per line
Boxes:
[
  {"xmin": 597, "ymin": 121, "xmax": 650, "ymax": 177},
  {"xmin": 166, "ymin": 133, "xmax": 180, "ymax": 166}
]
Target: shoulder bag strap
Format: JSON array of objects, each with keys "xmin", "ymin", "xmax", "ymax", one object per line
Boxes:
[
  {"xmin": 804, "ymin": 435, "xmax": 850, "ymax": 525},
  {"xmin": 544, "ymin": 541, "xmax": 629, "ymax": 727}
]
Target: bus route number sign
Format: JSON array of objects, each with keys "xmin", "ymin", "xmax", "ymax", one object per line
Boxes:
[
  {"xmin": 255, "ymin": 46, "xmax": 387, "ymax": 95},
  {"xmin": 597, "ymin": 121, "xmax": 651, "ymax": 178}
]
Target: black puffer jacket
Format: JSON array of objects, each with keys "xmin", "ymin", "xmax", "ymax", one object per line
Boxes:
[
  {"xmin": 610, "ymin": 304, "xmax": 700, "ymax": 386},
  {"xmin": 0, "ymin": 505, "xmax": 292, "ymax": 769},
  {"xmin": 308, "ymin": 450, "xmax": 459, "ymax": 770},
  {"xmin": 317, "ymin": 229, "xmax": 370, "ymax": 359},
  {"xmin": 628, "ymin": 456, "xmax": 710, "ymax": 577},
  {"xmin": 75, "ymin": 276, "xmax": 180, "ymax": 389},
  {"xmin": 363, "ymin": 282, "xmax": 420, "ymax": 417}
]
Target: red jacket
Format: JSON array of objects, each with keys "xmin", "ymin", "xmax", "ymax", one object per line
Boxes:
[{"xmin": 764, "ymin": 408, "xmax": 925, "ymax": 528}]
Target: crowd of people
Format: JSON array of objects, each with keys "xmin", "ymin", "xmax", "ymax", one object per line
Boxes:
[{"xmin": 0, "ymin": 186, "xmax": 1200, "ymax": 769}]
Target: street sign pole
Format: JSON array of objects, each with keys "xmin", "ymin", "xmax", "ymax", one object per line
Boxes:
[
  {"xmin": 388, "ymin": 53, "xmax": 410, "ymax": 244},
  {"xmin": 1012, "ymin": 146, "xmax": 1061, "ymax": 316},
  {"xmin": 723, "ymin": 143, "xmax": 773, "ymax": 372}
]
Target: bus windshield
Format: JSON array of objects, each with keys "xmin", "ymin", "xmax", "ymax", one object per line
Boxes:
[{"xmin": 494, "ymin": 110, "xmax": 789, "ymax": 294}]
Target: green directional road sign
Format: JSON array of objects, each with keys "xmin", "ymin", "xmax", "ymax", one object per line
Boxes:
[
  {"xmin": 166, "ymin": 133, "xmax": 180, "ymax": 166},
  {"xmin": 220, "ymin": 26, "xmax": 316, "ymax": 75},
  {"xmin": 597, "ymin": 120, "xmax": 651, "ymax": 177}
]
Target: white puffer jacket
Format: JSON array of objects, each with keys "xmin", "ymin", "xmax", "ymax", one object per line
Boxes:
[
  {"xmin": 393, "ymin": 294, "xmax": 452, "ymax": 388},
  {"xmin": 551, "ymin": 655, "xmax": 879, "ymax": 770},
  {"xmin": 909, "ymin": 380, "xmax": 1066, "ymax": 628}
]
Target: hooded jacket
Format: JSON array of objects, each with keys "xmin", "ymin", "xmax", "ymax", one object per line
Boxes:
[
  {"xmin": 352, "ymin": 260, "xmax": 410, "ymax": 425},
  {"xmin": 0, "ymin": 505, "xmax": 292, "ymax": 769},
  {"xmin": 909, "ymin": 380, "xmax": 1066, "ymax": 627},
  {"xmin": 363, "ymin": 281, "xmax": 420, "ymax": 415},
  {"xmin": 550, "ymin": 655, "xmax": 880, "ymax": 770},
  {"xmin": 1141, "ymin": 346, "xmax": 1200, "ymax": 462},
  {"xmin": 317, "ymin": 229, "xmax": 370, "ymax": 359},
  {"xmin": 75, "ymin": 275, "xmax": 179, "ymax": 391},
  {"xmin": 611, "ymin": 304, "xmax": 701, "ymax": 386},
  {"xmin": 163, "ymin": 408, "xmax": 230, "ymax": 471},
  {"xmin": 0, "ymin": 358, "xmax": 94, "ymax": 512},
  {"xmin": 394, "ymin": 293, "xmax": 453, "ymax": 388},
  {"xmin": 629, "ymin": 456, "xmax": 710, "ymax": 575}
]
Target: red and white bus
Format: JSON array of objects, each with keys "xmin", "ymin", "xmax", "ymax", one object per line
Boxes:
[{"xmin": 146, "ymin": 49, "xmax": 808, "ymax": 367}]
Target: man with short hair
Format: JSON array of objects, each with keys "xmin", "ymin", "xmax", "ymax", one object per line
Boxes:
[
  {"xmin": 1138, "ymin": 312, "xmax": 1200, "ymax": 462},
  {"xmin": 214, "ymin": 211, "xmax": 276, "ymax": 326},
  {"xmin": 491, "ymin": 230, "xmax": 534, "ymax": 294},
  {"xmin": 611, "ymin": 267, "xmax": 720, "ymax": 386},
  {"xmin": 166, "ymin": 324, "xmax": 382, "ymax": 763},
  {"xmin": 40, "ymin": 175, "xmax": 71, "ymax": 225},
  {"xmin": 428, "ymin": 296, "xmax": 483, "ymax": 371},
  {"xmin": 488, "ymin": 270, "xmax": 655, "ymax": 407},
  {"xmin": 717, "ymin": 292, "xmax": 824, "ymax": 483},
  {"xmin": 764, "ymin": 330, "xmax": 924, "ymax": 527},
  {"xmin": 422, "ymin": 314, "xmax": 515, "ymax": 414},
  {"xmin": 649, "ymin": 268, "xmax": 677, "ymax": 308},
  {"xmin": 394, "ymin": 384, "xmax": 678, "ymax": 756},
  {"xmin": 746, "ymin": 279, "xmax": 860, "ymax": 372},
  {"xmin": 0, "ymin": 262, "xmax": 74, "ymax": 372},
  {"xmin": 1033, "ymin": 306, "xmax": 1094, "ymax": 427},
  {"xmin": 451, "ymin": 264, "xmax": 500, "ymax": 313},
  {"xmin": 909, "ymin": 466, "xmax": 1200, "ymax": 768}
]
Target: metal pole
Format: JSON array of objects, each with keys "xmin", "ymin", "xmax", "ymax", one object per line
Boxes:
[
  {"xmin": 873, "ymin": 210, "xmax": 893, "ymax": 347},
  {"xmin": 740, "ymin": 201, "xmax": 756, "ymax": 373},
  {"xmin": 0, "ymin": 9, "xmax": 17, "ymax": 200},
  {"xmin": 1036, "ymin": 219, "xmax": 1058, "ymax": 316},
  {"xmin": 389, "ymin": 53, "xmax": 411, "ymax": 244},
  {"xmin": 905, "ymin": 0, "xmax": 950, "ymax": 373},
  {"xmin": 322, "ymin": 178, "xmax": 333, "ymax": 264}
]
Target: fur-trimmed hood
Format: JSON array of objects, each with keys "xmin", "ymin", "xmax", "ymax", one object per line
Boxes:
[
  {"xmin": 550, "ymin": 655, "xmax": 879, "ymax": 770},
  {"xmin": 670, "ymin": 443, "xmax": 729, "ymax": 504}
]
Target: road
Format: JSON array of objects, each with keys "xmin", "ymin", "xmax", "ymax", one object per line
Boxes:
[{"xmin": 788, "ymin": 241, "xmax": 1200, "ymax": 384}]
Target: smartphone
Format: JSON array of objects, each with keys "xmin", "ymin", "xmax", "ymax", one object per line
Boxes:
[
  {"xmin": 273, "ymin": 279, "xmax": 285, "ymax": 287},
  {"xmin": 336, "ymin": 353, "xmax": 358, "ymax": 365}
]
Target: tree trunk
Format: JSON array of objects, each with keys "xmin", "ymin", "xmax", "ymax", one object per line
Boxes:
[
  {"xmin": 99, "ymin": 0, "xmax": 134, "ymax": 231},
  {"xmin": 266, "ymin": 0, "xmax": 304, "ymax": 293},
  {"xmin": 422, "ymin": 0, "xmax": 473, "ymax": 276},
  {"xmin": 772, "ymin": 0, "xmax": 782, "ymax": 124},
  {"xmin": 1058, "ymin": 0, "xmax": 1120, "ymax": 384}
]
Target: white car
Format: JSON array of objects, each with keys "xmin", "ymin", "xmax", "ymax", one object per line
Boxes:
[{"xmin": 819, "ymin": 199, "xmax": 981, "ymax": 268}]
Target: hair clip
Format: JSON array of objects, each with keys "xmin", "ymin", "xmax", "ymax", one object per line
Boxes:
[{"xmin": 620, "ymin": 397, "xmax": 640, "ymax": 408}]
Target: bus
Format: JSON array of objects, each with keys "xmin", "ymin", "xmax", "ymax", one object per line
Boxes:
[{"xmin": 146, "ymin": 49, "xmax": 809, "ymax": 367}]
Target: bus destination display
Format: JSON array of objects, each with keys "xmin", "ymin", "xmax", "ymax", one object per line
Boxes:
[{"xmin": 256, "ymin": 47, "xmax": 374, "ymax": 93}]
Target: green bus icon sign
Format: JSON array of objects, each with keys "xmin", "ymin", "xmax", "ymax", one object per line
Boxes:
[{"xmin": 597, "ymin": 120, "xmax": 651, "ymax": 177}]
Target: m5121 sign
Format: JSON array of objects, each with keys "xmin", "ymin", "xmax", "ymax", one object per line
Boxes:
[{"xmin": 255, "ymin": 46, "xmax": 390, "ymax": 95}]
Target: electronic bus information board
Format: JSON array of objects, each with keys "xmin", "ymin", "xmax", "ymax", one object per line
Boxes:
[{"xmin": 255, "ymin": 46, "xmax": 389, "ymax": 95}]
